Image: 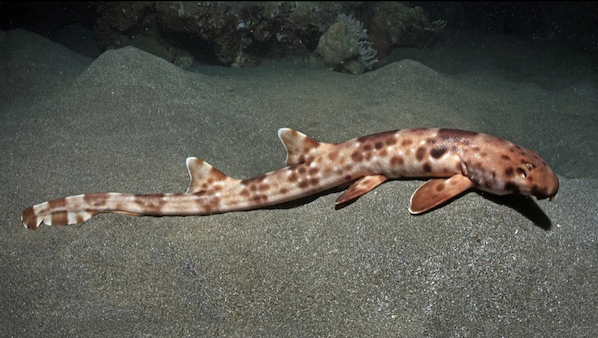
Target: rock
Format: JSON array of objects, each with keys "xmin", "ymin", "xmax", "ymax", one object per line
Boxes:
[{"xmin": 88, "ymin": 2, "xmax": 443, "ymax": 68}]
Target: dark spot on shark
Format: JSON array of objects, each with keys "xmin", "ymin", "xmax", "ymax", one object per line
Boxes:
[
  {"xmin": 356, "ymin": 130, "xmax": 397, "ymax": 144},
  {"xmin": 351, "ymin": 150, "xmax": 363, "ymax": 162},
  {"xmin": 49, "ymin": 197, "xmax": 67, "ymax": 209},
  {"xmin": 209, "ymin": 167, "xmax": 229, "ymax": 181},
  {"xmin": 250, "ymin": 194, "xmax": 268, "ymax": 203},
  {"xmin": 504, "ymin": 167, "xmax": 514, "ymax": 177},
  {"xmin": 241, "ymin": 174, "xmax": 267, "ymax": 186},
  {"xmin": 390, "ymin": 156, "xmax": 404, "ymax": 166},
  {"xmin": 438, "ymin": 129, "xmax": 478, "ymax": 138},
  {"xmin": 430, "ymin": 148, "xmax": 447, "ymax": 159},
  {"xmin": 85, "ymin": 193, "xmax": 109, "ymax": 207},
  {"xmin": 504, "ymin": 182, "xmax": 520, "ymax": 193},
  {"xmin": 416, "ymin": 147, "xmax": 426, "ymax": 161},
  {"xmin": 135, "ymin": 194, "xmax": 167, "ymax": 211}
]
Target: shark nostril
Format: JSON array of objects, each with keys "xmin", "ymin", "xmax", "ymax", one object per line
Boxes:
[{"xmin": 517, "ymin": 168, "xmax": 527, "ymax": 178}]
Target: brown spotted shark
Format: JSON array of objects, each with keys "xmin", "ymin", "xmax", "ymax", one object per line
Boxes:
[{"xmin": 22, "ymin": 128, "xmax": 559, "ymax": 229}]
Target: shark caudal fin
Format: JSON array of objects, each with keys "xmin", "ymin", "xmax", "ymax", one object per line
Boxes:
[
  {"xmin": 277, "ymin": 128, "xmax": 335, "ymax": 165},
  {"xmin": 186, "ymin": 157, "xmax": 239, "ymax": 194},
  {"xmin": 22, "ymin": 202, "xmax": 98, "ymax": 229},
  {"xmin": 409, "ymin": 175, "xmax": 474, "ymax": 214}
]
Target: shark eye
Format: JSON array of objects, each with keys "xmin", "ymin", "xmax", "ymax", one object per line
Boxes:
[
  {"xmin": 517, "ymin": 167, "xmax": 528, "ymax": 178},
  {"xmin": 525, "ymin": 162, "xmax": 535, "ymax": 170}
]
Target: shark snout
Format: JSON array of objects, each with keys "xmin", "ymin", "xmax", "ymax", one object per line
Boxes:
[
  {"xmin": 533, "ymin": 174, "xmax": 560, "ymax": 200},
  {"xmin": 547, "ymin": 175, "xmax": 560, "ymax": 200}
]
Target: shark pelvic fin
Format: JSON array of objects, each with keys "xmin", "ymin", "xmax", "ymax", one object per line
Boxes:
[
  {"xmin": 335, "ymin": 174, "xmax": 388, "ymax": 204},
  {"xmin": 277, "ymin": 128, "xmax": 334, "ymax": 166},
  {"xmin": 409, "ymin": 175, "xmax": 474, "ymax": 214}
]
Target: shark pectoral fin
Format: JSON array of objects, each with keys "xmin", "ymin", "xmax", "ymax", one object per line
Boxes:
[
  {"xmin": 186, "ymin": 157, "xmax": 237, "ymax": 194},
  {"xmin": 277, "ymin": 128, "xmax": 334, "ymax": 165},
  {"xmin": 409, "ymin": 175, "xmax": 474, "ymax": 214},
  {"xmin": 335, "ymin": 174, "xmax": 388, "ymax": 204}
]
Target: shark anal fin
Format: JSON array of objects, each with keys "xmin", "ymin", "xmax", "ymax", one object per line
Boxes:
[
  {"xmin": 409, "ymin": 175, "xmax": 474, "ymax": 214},
  {"xmin": 335, "ymin": 174, "xmax": 387, "ymax": 204}
]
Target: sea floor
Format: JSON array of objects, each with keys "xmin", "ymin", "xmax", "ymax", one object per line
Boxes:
[{"xmin": 1, "ymin": 28, "xmax": 597, "ymax": 337}]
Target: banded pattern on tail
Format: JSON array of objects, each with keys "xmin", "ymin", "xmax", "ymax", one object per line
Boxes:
[{"xmin": 22, "ymin": 195, "xmax": 98, "ymax": 229}]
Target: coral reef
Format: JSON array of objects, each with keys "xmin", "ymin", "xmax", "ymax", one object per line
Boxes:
[{"xmin": 317, "ymin": 14, "xmax": 377, "ymax": 74}]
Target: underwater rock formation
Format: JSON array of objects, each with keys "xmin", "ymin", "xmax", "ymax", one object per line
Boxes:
[
  {"xmin": 93, "ymin": 1, "xmax": 194, "ymax": 66},
  {"xmin": 154, "ymin": 1, "xmax": 350, "ymax": 66},
  {"xmin": 371, "ymin": 3, "xmax": 446, "ymax": 49},
  {"xmin": 90, "ymin": 1, "xmax": 444, "ymax": 68}
]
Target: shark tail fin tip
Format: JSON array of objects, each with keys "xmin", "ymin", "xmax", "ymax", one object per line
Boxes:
[{"xmin": 22, "ymin": 203, "xmax": 98, "ymax": 229}]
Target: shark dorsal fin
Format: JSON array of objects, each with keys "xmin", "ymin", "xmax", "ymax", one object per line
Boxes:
[
  {"xmin": 277, "ymin": 128, "xmax": 334, "ymax": 166},
  {"xmin": 186, "ymin": 157, "xmax": 238, "ymax": 194}
]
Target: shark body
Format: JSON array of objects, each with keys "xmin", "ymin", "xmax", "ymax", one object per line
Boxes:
[{"xmin": 22, "ymin": 128, "xmax": 559, "ymax": 229}]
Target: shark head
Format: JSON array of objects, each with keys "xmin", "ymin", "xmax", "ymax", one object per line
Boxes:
[
  {"xmin": 463, "ymin": 141, "xmax": 560, "ymax": 201},
  {"xmin": 501, "ymin": 147, "xmax": 559, "ymax": 200}
]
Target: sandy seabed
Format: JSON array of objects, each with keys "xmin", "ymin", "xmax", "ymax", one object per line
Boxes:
[{"xmin": 1, "ymin": 28, "xmax": 597, "ymax": 337}]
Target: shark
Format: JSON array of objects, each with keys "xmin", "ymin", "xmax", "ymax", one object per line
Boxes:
[{"xmin": 22, "ymin": 128, "xmax": 559, "ymax": 230}]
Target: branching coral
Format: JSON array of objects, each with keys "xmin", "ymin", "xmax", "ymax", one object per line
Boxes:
[
  {"xmin": 317, "ymin": 13, "xmax": 378, "ymax": 74},
  {"xmin": 337, "ymin": 14, "xmax": 378, "ymax": 70}
]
